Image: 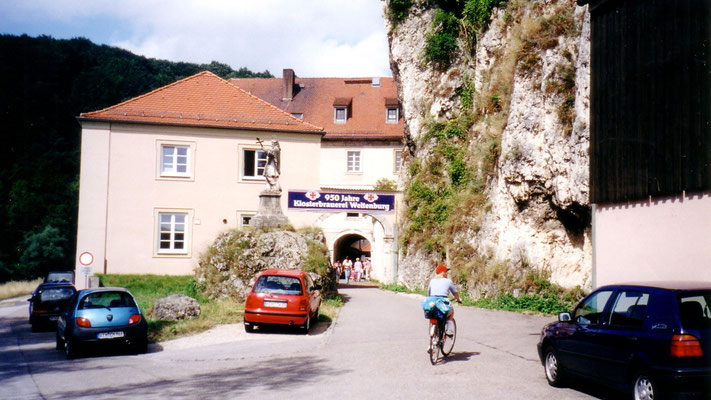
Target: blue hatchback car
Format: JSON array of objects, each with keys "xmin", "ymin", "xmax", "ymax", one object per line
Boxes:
[
  {"xmin": 56, "ymin": 287, "xmax": 148, "ymax": 359},
  {"xmin": 538, "ymin": 282, "xmax": 710, "ymax": 399}
]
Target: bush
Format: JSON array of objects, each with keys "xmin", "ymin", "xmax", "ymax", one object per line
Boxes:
[{"xmin": 387, "ymin": 0, "xmax": 414, "ymax": 23}]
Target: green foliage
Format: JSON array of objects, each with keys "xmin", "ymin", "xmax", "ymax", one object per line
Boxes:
[
  {"xmin": 374, "ymin": 178, "xmax": 398, "ymax": 191},
  {"xmin": 463, "ymin": 0, "xmax": 504, "ymax": 32},
  {"xmin": 473, "ymin": 293, "xmax": 572, "ymax": 314},
  {"xmin": 19, "ymin": 225, "xmax": 68, "ymax": 279},
  {"xmin": 424, "ymin": 9, "xmax": 461, "ymax": 69},
  {"xmin": 97, "ymin": 274, "xmax": 204, "ymax": 313},
  {"xmin": 387, "ymin": 0, "xmax": 414, "ymax": 23},
  {"xmin": 302, "ymin": 240, "xmax": 330, "ymax": 277},
  {"xmin": 0, "ymin": 34, "xmax": 271, "ymax": 283}
]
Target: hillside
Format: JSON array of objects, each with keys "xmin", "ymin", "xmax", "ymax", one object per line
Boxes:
[
  {"xmin": 386, "ymin": 0, "xmax": 591, "ymax": 296},
  {"xmin": 0, "ymin": 34, "xmax": 271, "ymax": 282}
]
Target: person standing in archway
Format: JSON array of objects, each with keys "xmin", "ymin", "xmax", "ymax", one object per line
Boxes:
[
  {"xmin": 354, "ymin": 258, "xmax": 363, "ymax": 282},
  {"xmin": 333, "ymin": 259, "xmax": 342, "ymax": 280},
  {"xmin": 342, "ymin": 257, "xmax": 352, "ymax": 284},
  {"xmin": 363, "ymin": 258, "xmax": 372, "ymax": 281}
]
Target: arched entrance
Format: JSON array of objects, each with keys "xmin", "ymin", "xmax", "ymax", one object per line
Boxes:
[{"xmin": 333, "ymin": 233, "xmax": 371, "ymax": 263}]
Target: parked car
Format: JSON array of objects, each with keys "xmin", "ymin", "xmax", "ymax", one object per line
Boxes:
[
  {"xmin": 243, "ymin": 269, "xmax": 322, "ymax": 333},
  {"xmin": 56, "ymin": 287, "xmax": 148, "ymax": 359},
  {"xmin": 538, "ymin": 282, "xmax": 711, "ymax": 399},
  {"xmin": 28, "ymin": 282, "xmax": 76, "ymax": 332},
  {"xmin": 45, "ymin": 270, "xmax": 75, "ymax": 283}
]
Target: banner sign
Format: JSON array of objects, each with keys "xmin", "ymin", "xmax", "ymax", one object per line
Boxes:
[{"xmin": 288, "ymin": 190, "xmax": 395, "ymax": 213}]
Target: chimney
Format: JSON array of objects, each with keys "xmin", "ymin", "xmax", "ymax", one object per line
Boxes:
[{"xmin": 282, "ymin": 68, "xmax": 295, "ymax": 101}]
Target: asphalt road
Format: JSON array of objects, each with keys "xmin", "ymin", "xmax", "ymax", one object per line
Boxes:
[{"xmin": 0, "ymin": 286, "xmax": 620, "ymax": 399}]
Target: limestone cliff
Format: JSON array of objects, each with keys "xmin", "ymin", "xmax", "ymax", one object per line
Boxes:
[{"xmin": 386, "ymin": 0, "xmax": 591, "ymax": 295}]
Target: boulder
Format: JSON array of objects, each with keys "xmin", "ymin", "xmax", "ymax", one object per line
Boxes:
[{"xmin": 153, "ymin": 294, "xmax": 201, "ymax": 321}]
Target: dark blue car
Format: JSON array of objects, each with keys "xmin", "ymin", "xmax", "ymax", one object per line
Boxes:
[
  {"xmin": 56, "ymin": 287, "xmax": 148, "ymax": 359},
  {"xmin": 538, "ymin": 282, "xmax": 710, "ymax": 400}
]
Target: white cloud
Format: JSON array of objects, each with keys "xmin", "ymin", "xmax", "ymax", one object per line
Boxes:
[{"xmin": 1, "ymin": 0, "xmax": 391, "ymax": 77}]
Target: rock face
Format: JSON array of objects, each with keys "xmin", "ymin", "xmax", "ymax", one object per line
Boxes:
[
  {"xmin": 388, "ymin": 0, "xmax": 592, "ymax": 292},
  {"xmin": 196, "ymin": 228, "xmax": 335, "ymax": 301},
  {"xmin": 153, "ymin": 294, "xmax": 201, "ymax": 321}
]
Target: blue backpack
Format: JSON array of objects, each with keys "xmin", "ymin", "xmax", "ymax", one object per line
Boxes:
[{"xmin": 422, "ymin": 296, "xmax": 451, "ymax": 320}]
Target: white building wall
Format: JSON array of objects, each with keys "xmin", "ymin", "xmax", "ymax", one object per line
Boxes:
[
  {"xmin": 320, "ymin": 143, "xmax": 401, "ymax": 189},
  {"xmin": 76, "ymin": 122, "xmax": 322, "ymax": 278},
  {"xmin": 593, "ymin": 192, "xmax": 711, "ymax": 287}
]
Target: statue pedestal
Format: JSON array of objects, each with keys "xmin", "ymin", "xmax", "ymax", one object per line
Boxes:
[{"xmin": 250, "ymin": 190, "xmax": 289, "ymax": 230}]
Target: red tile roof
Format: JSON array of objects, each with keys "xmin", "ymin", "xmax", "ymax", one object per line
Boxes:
[
  {"xmin": 231, "ymin": 72, "xmax": 403, "ymax": 140},
  {"xmin": 79, "ymin": 71, "xmax": 323, "ymax": 134}
]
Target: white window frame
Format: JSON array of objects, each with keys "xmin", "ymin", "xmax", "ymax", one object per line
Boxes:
[
  {"xmin": 334, "ymin": 107, "xmax": 348, "ymax": 123},
  {"xmin": 347, "ymin": 150, "xmax": 361, "ymax": 173},
  {"xmin": 241, "ymin": 147, "xmax": 268, "ymax": 181},
  {"xmin": 386, "ymin": 107, "xmax": 399, "ymax": 124},
  {"xmin": 157, "ymin": 140, "xmax": 195, "ymax": 180},
  {"xmin": 394, "ymin": 150, "xmax": 403, "ymax": 174},
  {"xmin": 154, "ymin": 209, "xmax": 192, "ymax": 256}
]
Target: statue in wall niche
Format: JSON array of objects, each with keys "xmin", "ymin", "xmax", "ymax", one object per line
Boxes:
[{"xmin": 258, "ymin": 138, "xmax": 281, "ymax": 193}]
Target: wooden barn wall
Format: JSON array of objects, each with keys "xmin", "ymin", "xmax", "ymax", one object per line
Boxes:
[{"xmin": 588, "ymin": 0, "xmax": 710, "ymax": 204}]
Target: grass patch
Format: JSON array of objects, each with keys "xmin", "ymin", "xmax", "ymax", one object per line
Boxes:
[
  {"xmin": 98, "ymin": 273, "xmax": 345, "ymax": 342},
  {"xmin": 380, "ymin": 277, "xmax": 583, "ymax": 315},
  {"xmin": 98, "ymin": 274, "xmax": 242, "ymax": 343},
  {"xmin": 0, "ymin": 278, "xmax": 43, "ymax": 300}
]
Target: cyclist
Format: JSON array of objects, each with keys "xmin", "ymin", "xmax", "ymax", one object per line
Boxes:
[{"xmin": 428, "ymin": 264, "xmax": 462, "ymax": 335}]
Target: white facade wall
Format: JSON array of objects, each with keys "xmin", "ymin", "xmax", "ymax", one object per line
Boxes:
[
  {"xmin": 75, "ymin": 122, "xmax": 322, "ymax": 285},
  {"xmin": 593, "ymin": 192, "xmax": 711, "ymax": 287},
  {"xmin": 320, "ymin": 142, "xmax": 402, "ymax": 189}
]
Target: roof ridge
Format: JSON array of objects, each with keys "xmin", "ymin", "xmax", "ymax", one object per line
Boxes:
[
  {"xmin": 82, "ymin": 71, "xmax": 217, "ymax": 117},
  {"xmin": 223, "ymin": 78, "xmax": 323, "ymax": 131}
]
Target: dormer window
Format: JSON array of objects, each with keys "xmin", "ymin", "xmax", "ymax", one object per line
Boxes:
[
  {"xmin": 385, "ymin": 98, "xmax": 399, "ymax": 124},
  {"xmin": 333, "ymin": 97, "xmax": 352, "ymax": 123},
  {"xmin": 334, "ymin": 107, "xmax": 347, "ymax": 123}
]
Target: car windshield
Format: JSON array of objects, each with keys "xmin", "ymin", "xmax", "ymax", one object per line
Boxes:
[
  {"xmin": 254, "ymin": 275, "xmax": 303, "ymax": 295},
  {"xmin": 39, "ymin": 287, "xmax": 75, "ymax": 302},
  {"xmin": 79, "ymin": 291, "xmax": 137, "ymax": 310},
  {"xmin": 678, "ymin": 291, "xmax": 711, "ymax": 330}
]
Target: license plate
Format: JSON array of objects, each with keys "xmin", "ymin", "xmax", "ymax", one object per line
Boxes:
[
  {"xmin": 264, "ymin": 300, "xmax": 287, "ymax": 309},
  {"xmin": 97, "ymin": 331, "xmax": 125, "ymax": 339},
  {"xmin": 49, "ymin": 316, "xmax": 59, "ymax": 321}
]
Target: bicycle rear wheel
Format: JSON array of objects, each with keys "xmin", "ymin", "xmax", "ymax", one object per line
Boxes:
[
  {"xmin": 429, "ymin": 324, "xmax": 441, "ymax": 365},
  {"xmin": 441, "ymin": 319, "xmax": 456, "ymax": 356}
]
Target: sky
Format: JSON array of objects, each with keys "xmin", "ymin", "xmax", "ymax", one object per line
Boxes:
[{"xmin": 0, "ymin": 0, "xmax": 392, "ymax": 77}]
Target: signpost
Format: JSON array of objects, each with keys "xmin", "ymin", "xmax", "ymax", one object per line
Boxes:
[{"xmin": 79, "ymin": 251, "xmax": 94, "ymax": 289}]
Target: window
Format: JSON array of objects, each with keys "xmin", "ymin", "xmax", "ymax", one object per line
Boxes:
[
  {"xmin": 158, "ymin": 142, "xmax": 194, "ymax": 179},
  {"xmin": 291, "ymin": 113, "xmax": 304, "ymax": 119},
  {"xmin": 386, "ymin": 107, "xmax": 399, "ymax": 123},
  {"xmin": 347, "ymin": 151, "xmax": 361, "ymax": 173},
  {"xmin": 157, "ymin": 212, "xmax": 189, "ymax": 254},
  {"xmin": 240, "ymin": 214, "xmax": 254, "ymax": 227},
  {"xmin": 243, "ymin": 149, "xmax": 267, "ymax": 178},
  {"xmin": 608, "ymin": 291, "xmax": 649, "ymax": 327},
  {"xmin": 573, "ymin": 290, "xmax": 613, "ymax": 325},
  {"xmin": 346, "ymin": 213, "xmax": 360, "ymax": 218},
  {"xmin": 394, "ymin": 150, "xmax": 403, "ymax": 173},
  {"xmin": 334, "ymin": 107, "xmax": 347, "ymax": 123}
]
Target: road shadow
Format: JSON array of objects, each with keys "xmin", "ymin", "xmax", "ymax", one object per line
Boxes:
[{"xmin": 439, "ymin": 351, "xmax": 480, "ymax": 364}]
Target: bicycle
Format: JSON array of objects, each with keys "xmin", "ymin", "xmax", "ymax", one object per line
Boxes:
[{"xmin": 428, "ymin": 315, "xmax": 456, "ymax": 365}]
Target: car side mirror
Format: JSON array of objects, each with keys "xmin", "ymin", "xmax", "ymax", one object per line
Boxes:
[{"xmin": 558, "ymin": 312, "xmax": 571, "ymax": 322}]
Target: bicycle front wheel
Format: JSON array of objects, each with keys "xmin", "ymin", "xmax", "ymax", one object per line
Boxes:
[{"xmin": 441, "ymin": 319, "xmax": 456, "ymax": 356}]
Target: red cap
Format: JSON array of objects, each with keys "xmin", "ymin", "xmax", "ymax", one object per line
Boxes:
[{"xmin": 435, "ymin": 265, "xmax": 448, "ymax": 274}]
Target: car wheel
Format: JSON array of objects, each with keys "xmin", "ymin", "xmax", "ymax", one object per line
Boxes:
[
  {"xmin": 300, "ymin": 315, "xmax": 310, "ymax": 334},
  {"xmin": 633, "ymin": 372, "xmax": 658, "ymax": 400},
  {"xmin": 133, "ymin": 339, "xmax": 148, "ymax": 354},
  {"xmin": 55, "ymin": 332, "xmax": 65, "ymax": 350},
  {"xmin": 65, "ymin": 339, "xmax": 79, "ymax": 359},
  {"xmin": 244, "ymin": 322, "xmax": 254, "ymax": 333},
  {"xmin": 544, "ymin": 347, "xmax": 565, "ymax": 387},
  {"xmin": 31, "ymin": 323, "xmax": 39, "ymax": 333}
]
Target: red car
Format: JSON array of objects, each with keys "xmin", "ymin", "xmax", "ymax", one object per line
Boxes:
[{"xmin": 244, "ymin": 269, "xmax": 322, "ymax": 333}]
